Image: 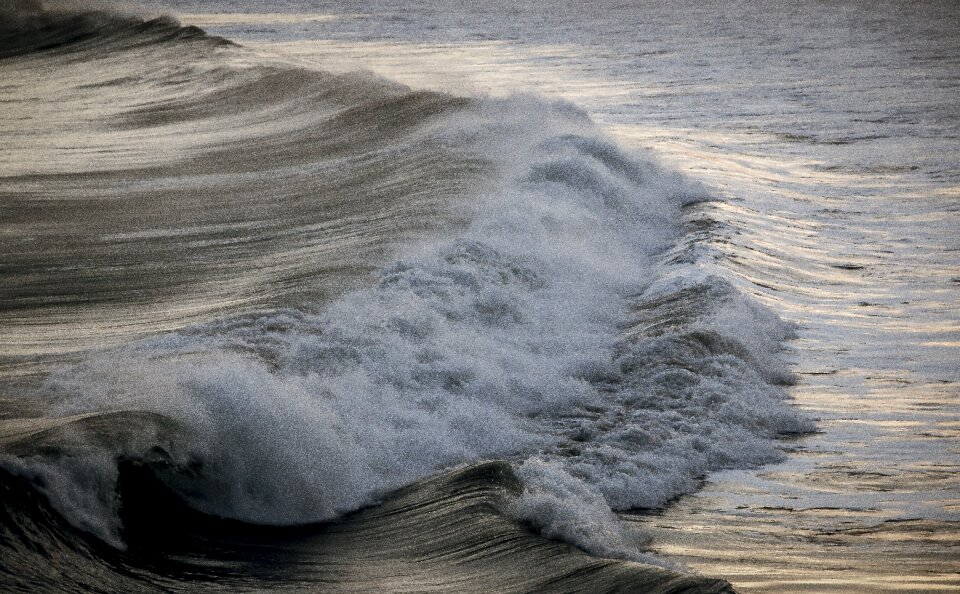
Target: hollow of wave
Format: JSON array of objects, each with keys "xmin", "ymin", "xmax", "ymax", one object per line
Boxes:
[
  {"xmin": 0, "ymin": 5, "xmax": 812, "ymax": 591},
  {"xmin": 0, "ymin": 448, "xmax": 733, "ymax": 593}
]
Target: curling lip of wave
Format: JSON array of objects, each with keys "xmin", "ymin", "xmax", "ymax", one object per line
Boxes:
[{"xmin": 0, "ymin": 457, "xmax": 735, "ymax": 593}]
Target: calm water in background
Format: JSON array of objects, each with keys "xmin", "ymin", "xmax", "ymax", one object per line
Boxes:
[{"xmin": 168, "ymin": 1, "xmax": 960, "ymax": 590}]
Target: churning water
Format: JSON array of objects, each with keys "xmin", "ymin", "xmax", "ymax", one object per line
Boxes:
[{"xmin": 1, "ymin": 1, "xmax": 957, "ymax": 592}]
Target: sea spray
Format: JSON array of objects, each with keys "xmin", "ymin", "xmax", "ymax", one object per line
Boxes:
[{"xmin": 8, "ymin": 92, "xmax": 812, "ymax": 557}]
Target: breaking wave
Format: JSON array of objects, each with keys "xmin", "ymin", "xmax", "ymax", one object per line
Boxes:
[{"xmin": 0, "ymin": 5, "xmax": 809, "ymax": 590}]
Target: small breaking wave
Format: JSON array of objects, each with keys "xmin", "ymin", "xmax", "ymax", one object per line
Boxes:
[{"xmin": 0, "ymin": 1, "xmax": 230, "ymax": 59}]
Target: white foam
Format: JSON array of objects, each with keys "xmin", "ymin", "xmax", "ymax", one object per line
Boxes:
[
  {"xmin": 508, "ymin": 458, "xmax": 667, "ymax": 565},
  {"xmin": 16, "ymin": 95, "xmax": 809, "ymax": 556}
]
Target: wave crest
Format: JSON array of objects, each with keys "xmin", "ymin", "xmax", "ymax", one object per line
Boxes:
[{"xmin": 0, "ymin": 5, "xmax": 810, "ymax": 575}]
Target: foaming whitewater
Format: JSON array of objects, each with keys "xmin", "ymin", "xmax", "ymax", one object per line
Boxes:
[
  {"xmin": 0, "ymin": 4, "xmax": 810, "ymax": 591},
  {"xmin": 16, "ymin": 95, "xmax": 808, "ymax": 552}
]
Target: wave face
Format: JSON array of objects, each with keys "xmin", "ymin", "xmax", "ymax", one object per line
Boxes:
[
  {"xmin": 0, "ymin": 460, "xmax": 735, "ymax": 593},
  {"xmin": 0, "ymin": 6, "xmax": 808, "ymax": 590}
]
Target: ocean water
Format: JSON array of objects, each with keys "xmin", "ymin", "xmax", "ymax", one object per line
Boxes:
[{"xmin": 1, "ymin": 1, "xmax": 957, "ymax": 592}]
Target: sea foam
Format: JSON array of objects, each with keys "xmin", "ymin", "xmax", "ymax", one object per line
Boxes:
[{"xmin": 14, "ymin": 94, "xmax": 810, "ymax": 558}]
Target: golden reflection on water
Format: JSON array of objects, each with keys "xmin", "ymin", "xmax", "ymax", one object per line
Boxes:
[{"xmin": 631, "ymin": 503, "xmax": 960, "ymax": 593}]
